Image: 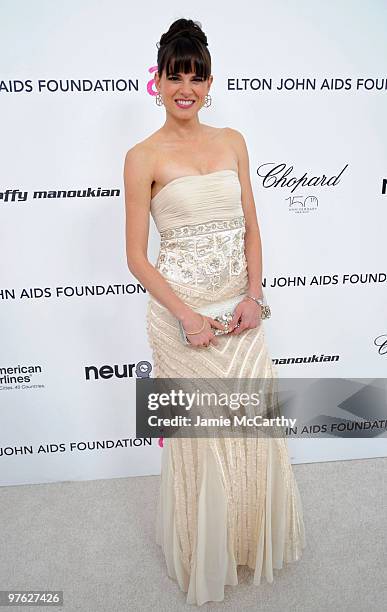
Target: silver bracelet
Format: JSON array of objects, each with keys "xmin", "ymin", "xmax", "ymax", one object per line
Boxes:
[
  {"xmin": 244, "ymin": 294, "xmax": 271, "ymax": 319},
  {"xmin": 245, "ymin": 295, "xmax": 265, "ymax": 307}
]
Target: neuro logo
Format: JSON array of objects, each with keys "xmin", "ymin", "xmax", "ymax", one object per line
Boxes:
[{"xmin": 84, "ymin": 360, "xmax": 152, "ymax": 381}]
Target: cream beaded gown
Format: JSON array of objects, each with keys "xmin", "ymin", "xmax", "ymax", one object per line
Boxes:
[{"xmin": 146, "ymin": 169, "xmax": 305, "ymax": 606}]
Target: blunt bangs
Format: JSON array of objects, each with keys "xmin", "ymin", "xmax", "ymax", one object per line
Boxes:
[{"xmin": 159, "ymin": 39, "xmax": 211, "ymax": 80}]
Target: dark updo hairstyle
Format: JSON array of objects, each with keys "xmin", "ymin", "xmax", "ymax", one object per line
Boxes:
[{"xmin": 157, "ymin": 18, "xmax": 211, "ymax": 80}]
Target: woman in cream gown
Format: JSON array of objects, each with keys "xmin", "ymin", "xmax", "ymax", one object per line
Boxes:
[
  {"xmin": 146, "ymin": 169, "xmax": 305, "ymax": 605},
  {"xmin": 124, "ymin": 17, "xmax": 305, "ymax": 608}
]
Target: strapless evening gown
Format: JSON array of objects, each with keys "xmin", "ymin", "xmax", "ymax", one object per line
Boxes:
[{"xmin": 146, "ymin": 169, "xmax": 305, "ymax": 606}]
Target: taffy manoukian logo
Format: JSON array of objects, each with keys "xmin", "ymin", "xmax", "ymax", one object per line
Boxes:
[{"xmin": 147, "ymin": 66, "xmax": 158, "ymax": 97}]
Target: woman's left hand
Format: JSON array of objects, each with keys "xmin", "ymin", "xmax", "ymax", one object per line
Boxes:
[{"xmin": 227, "ymin": 298, "xmax": 261, "ymax": 335}]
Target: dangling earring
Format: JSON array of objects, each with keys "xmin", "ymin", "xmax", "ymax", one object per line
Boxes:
[
  {"xmin": 204, "ymin": 94, "xmax": 212, "ymax": 108},
  {"xmin": 155, "ymin": 92, "xmax": 164, "ymax": 106}
]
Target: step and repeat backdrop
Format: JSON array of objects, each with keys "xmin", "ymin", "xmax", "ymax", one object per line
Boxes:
[{"xmin": 1, "ymin": 1, "xmax": 386, "ymax": 486}]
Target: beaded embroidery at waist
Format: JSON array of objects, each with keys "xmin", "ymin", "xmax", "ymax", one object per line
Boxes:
[{"xmin": 155, "ymin": 216, "xmax": 247, "ymax": 293}]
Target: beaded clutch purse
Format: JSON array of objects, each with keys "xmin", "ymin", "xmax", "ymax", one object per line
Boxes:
[{"xmin": 178, "ymin": 293, "xmax": 271, "ymax": 345}]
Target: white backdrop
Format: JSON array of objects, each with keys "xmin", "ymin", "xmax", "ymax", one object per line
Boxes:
[{"xmin": 1, "ymin": 0, "xmax": 386, "ymax": 486}]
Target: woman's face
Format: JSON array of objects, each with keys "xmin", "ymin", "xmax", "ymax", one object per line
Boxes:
[{"xmin": 155, "ymin": 69, "xmax": 213, "ymax": 115}]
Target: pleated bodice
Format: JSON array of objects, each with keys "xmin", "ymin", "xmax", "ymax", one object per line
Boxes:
[{"xmin": 150, "ymin": 169, "xmax": 243, "ymax": 234}]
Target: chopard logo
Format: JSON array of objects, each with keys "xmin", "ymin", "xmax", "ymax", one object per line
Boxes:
[
  {"xmin": 256, "ymin": 162, "xmax": 348, "ymax": 214},
  {"xmin": 256, "ymin": 163, "xmax": 348, "ymax": 194},
  {"xmin": 374, "ymin": 334, "xmax": 387, "ymax": 356}
]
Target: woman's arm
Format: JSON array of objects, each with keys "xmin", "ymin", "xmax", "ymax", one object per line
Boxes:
[
  {"xmin": 123, "ymin": 145, "xmax": 193, "ymax": 323},
  {"xmin": 227, "ymin": 128, "xmax": 264, "ymax": 299}
]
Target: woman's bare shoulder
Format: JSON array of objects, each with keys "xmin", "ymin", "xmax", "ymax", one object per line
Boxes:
[
  {"xmin": 222, "ymin": 126, "xmax": 246, "ymax": 141},
  {"xmin": 125, "ymin": 129, "xmax": 162, "ymax": 158},
  {"xmin": 123, "ymin": 130, "xmax": 163, "ymax": 180}
]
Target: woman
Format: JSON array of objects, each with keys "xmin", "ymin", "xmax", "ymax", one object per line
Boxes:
[{"xmin": 124, "ymin": 18, "xmax": 305, "ymax": 606}]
